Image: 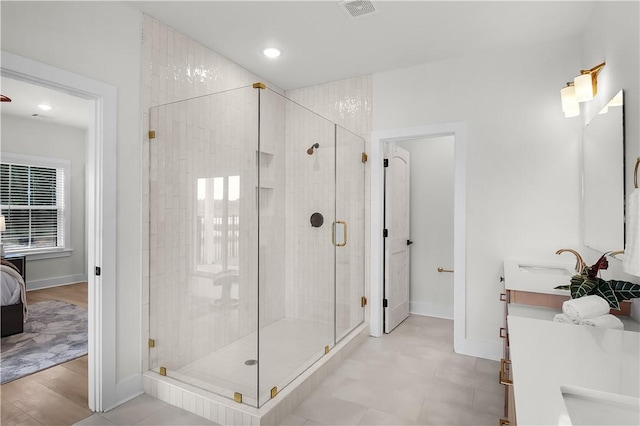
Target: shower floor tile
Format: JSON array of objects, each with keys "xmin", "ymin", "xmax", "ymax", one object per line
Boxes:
[{"xmin": 173, "ymin": 318, "xmax": 333, "ymax": 405}]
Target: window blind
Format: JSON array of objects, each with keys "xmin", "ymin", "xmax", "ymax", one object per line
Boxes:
[{"xmin": 0, "ymin": 162, "xmax": 65, "ymax": 252}]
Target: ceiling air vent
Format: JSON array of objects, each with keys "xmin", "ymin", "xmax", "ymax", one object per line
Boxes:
[{"xmin": 339, "ymin": 0, "xmax": 377, "ymax": 19}]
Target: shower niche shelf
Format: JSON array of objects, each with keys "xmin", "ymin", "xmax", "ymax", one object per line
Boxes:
[
  {"xmin": 257, "ymin": 150, "xmax": 275, "ymax": 189},
  {"xmin": 257, "ymin": 187, "xmax": 274, "ymax": 216}
]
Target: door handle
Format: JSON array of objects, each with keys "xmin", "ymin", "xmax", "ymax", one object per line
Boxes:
[
  {"xmin": 332, "ymin": 220, "xmax": 347, "ymax": 247},
  {"xmin": 407, "ymin": 240, "xmax": 413, "ymax": 246},
  {"xmin": 437, "ymin": 267, "xmax": 454, "ymax": 273}
]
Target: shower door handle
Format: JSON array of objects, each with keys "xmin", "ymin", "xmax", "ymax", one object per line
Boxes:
[{"xmin": 332, "ymin": 220, "xmax": 347, "ymax": 247}]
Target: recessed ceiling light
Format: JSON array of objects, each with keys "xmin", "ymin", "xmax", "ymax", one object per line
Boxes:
[
  {"xmin": 38, "ymin": 104, "xmax": 52, "ymax": 111},
  {"xmin": 263, "ymin": 48, "xmax": 281, "ymax": 59}
]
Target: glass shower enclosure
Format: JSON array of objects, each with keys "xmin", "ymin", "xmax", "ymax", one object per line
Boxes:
[{"xmin": 148, "ymin": 84, "xmax": 365, "ymax": 407}]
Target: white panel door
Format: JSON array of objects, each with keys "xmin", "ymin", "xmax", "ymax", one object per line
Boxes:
[{"xmin": 384, "ymin": 142, "xmax": 411, "ymax": 333}]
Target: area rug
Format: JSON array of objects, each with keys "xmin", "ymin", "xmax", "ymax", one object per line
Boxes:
[{"xmin": 0, "ymin": 300, "xmax": 87, "ymax": 384}]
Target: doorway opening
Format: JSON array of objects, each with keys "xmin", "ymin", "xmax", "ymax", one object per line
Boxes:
[
  {"xmin": 371, "ymin": 122, "xmax": 467, "ymax": 354},
  {"xmin": 1, "ymin": 50, "xmax": 117, "ymax": 411}
]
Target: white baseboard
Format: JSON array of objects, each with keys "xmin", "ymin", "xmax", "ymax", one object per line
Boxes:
[
  {"xmin": 26, "ymin": 274, "xmax": 88, "ymax": 291},
  {"xmin": 410, "ymin": 301, "xmax": 454, "ymax": 320}
]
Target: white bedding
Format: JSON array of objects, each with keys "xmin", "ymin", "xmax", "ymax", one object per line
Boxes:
[{"xmin": 1, "ymin": 264, "xmax": 27, "ymax": 320}]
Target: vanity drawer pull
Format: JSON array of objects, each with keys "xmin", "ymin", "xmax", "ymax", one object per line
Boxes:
[{"xmin": 500, "ymin": 359, "xmax": 513, "ymax": 386}]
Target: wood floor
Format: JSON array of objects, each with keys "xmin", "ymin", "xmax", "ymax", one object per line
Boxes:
[{"xmin": 1, "ymin": 283, "xmax": 91, "ymax": 426}]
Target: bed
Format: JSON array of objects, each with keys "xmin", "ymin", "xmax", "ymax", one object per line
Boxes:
[{"xmin": 1, "ymin": 257, "xmax": 27, "ymax": 337}]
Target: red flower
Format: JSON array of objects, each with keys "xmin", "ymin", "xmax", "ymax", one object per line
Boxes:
[{"xmin": 587, "ymin": 255, "xmax": 609, "ymax": 278}]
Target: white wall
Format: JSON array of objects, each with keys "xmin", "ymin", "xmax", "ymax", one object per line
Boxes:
[
  {"xmin": 396, "ymin": 136, "xmax": 455, "ymax": 319},
  {"xmin": 1, "ymin": 115, "xmax": 87, "ymax": 288},
  {"xmin": 1, "ymin": 0, "xmax": 143, "ymax": 393},
  {"xmin": 373, "ymin": 35, "xmax": 584, "ymax": 352}
]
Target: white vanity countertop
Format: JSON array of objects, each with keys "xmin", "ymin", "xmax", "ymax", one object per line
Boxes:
[
  {"xmin": 504, "ymin": 258, "xmax": 576, "ymax": 295},
  {"xmin": 508, "ymin": 315, "xmax": 640, "ymax": 426}
]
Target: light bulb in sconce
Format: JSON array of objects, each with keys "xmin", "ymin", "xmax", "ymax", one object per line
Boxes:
[
  {"xmin": 560, "ymin": 62, "xmax": 605, "ymax": 117},
  {"xmin": 574, "ymin": 73, "xmax": 596, "ymax": 102},
  {"xmin": 574, "ymin": 62, "xmax": 606, "ymax": 103},
  {"xmin": 561, "ymin": 83, "xmax": 579, "ymax": 118}
]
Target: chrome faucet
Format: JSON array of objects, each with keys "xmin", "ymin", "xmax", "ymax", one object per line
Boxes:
[{"xmin": 555, "ymin": 248, "xmax": 586, "ymax": 274}]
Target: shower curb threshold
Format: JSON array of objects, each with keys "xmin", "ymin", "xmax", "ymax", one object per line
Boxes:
[{"xmin": 142, "ymin": 322, "xmax": 369, "ymax": 425}]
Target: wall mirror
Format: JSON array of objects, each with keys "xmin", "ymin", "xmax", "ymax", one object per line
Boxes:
[{"xmin": 583, "ymin": 90, "xmax": 625, "ymax": 252}]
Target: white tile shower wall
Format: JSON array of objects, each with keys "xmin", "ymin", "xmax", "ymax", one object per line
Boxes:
[
  {"xmin": 284, "ymin": 104, "xmax": 337, "ymax": 326},
  {"xmin": 285, "ymin": 78, "xmax": 372, "ymax": 142},
  {"xmin": 284, "ymin": 79, "xmax": 372, "ymax": 325},
  {"xmin": 142, "ymin": 14, "xmax": 285, "ymax": 379},
  {"xmin": 258, "ymin": 90, "xmax": 287, "ymax": 329}
]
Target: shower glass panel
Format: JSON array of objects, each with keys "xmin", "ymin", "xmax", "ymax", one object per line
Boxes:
[
  {"xmin": 336, "ymin": 126, "xmax": 366, "ymax": 341},
  {"xmin": 148, "ymin": 86, "xmax": 259, "ymax": 404},
  {"xmin": 148, "ymin": 84, "xmax": 366, "ymax": 409},
  {"xmin": 257, "ymin": 89, "xmax": 337, "ymax": 406}
]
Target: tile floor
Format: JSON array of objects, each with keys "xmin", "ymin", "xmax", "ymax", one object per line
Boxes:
[{"xmin": 72, "ymin": 315, "xmax": 502, "ymax": 425}]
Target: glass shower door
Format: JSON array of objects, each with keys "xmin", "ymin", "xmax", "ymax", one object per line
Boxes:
[
  {"xmin": 148, "ymin": 86, "xmax": 260, "ymax": 405},
  {"xmin": 257, "ymin": 89, "xmax": 336, "ymax": 406},
  {"xmin": 335, "ymin": 126, "xmax": 366, "ymax": 341}
]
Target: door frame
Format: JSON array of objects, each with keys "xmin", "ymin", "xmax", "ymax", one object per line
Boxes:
[
  {"xmin": 1, "ymin": 51, "xmax": 117, "ymax": 411},
  {"xmin": 370, "ymin": 122, "xmax": 467, "ymax": 353}
]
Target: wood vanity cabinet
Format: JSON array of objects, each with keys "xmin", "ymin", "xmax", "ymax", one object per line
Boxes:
[{"xmin": 499, "ymin": 284, "xmax": 516, "ymax": 426}]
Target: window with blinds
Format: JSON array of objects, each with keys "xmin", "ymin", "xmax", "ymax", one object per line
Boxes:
[{"xmin": 1, "ymin": 161, "xmax": 66, "ymax": 253}]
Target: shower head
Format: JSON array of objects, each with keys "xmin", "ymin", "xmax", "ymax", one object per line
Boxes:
[{"xmin": 307, "ymin": 143, "xmax": 319, "ymax": 155}]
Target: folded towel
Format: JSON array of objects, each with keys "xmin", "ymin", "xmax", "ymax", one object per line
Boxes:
[
  {"xmin": 562, "ymin": 295, "xmax": 610, "ymax": 322},
  {"xmin": 553, "ymin": 313, "xmax": 577, "ymax": 324},
  {"xmin": 623, "ymin": 188, "xmax": 640, "ymax": 276},
  {"xmin": 579, "ymin": 314, "xmax": 624, "ymax": 330}
]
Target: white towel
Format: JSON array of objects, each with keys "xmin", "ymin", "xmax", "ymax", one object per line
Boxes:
[
  {"xmin": 553, "ymin": 313, "xmax": 578, "ymax": 324},
  {"xmin": 579, "ymin": 314, "xmax": 624, "ymax": 330},
  {"xmin": 562, "ymin": 295, "xmax": 610, "ymax": 322},
  {"xmin": 623, "ymin": 188, "xmax": 640, "ymax": 276}
]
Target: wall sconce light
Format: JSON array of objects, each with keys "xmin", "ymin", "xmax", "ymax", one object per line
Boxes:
[
  {"xmin": 560, "ymin": 82, "xmax": 580, "ymax": 118},
  {"xmin": 574, "ymin": 62, "xmax": 606, "ymax": 102}
]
